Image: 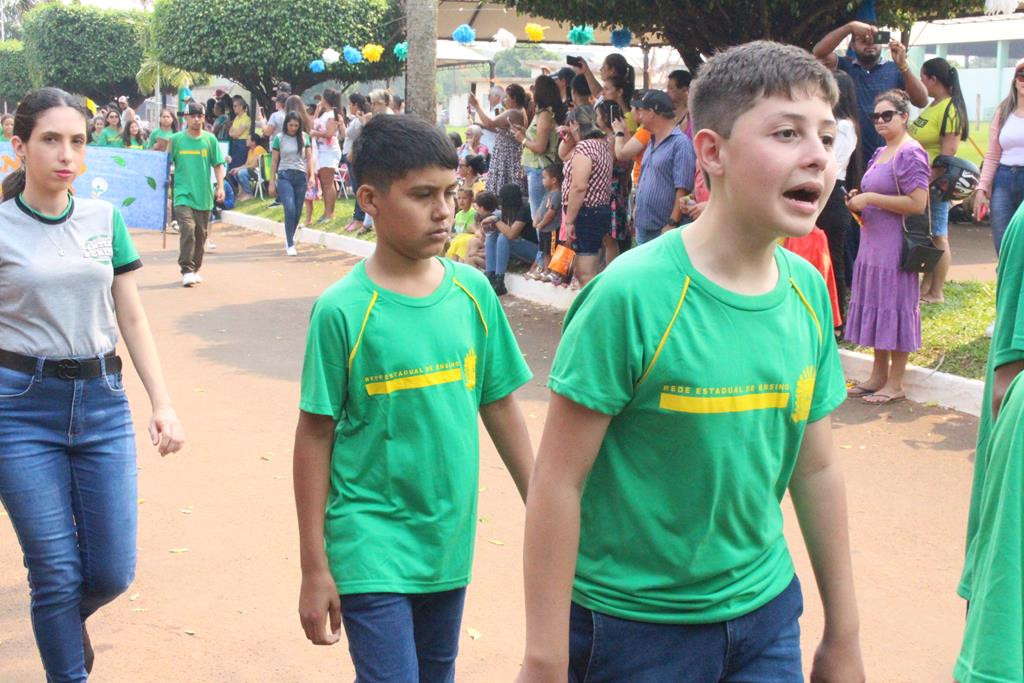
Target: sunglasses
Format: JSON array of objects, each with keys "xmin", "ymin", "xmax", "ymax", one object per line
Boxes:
[
  {"xmin": 870, "ymin": 110, "xmax": 901, "ymax": 124},
  {"xmin": 1016, "ymin": 71, "xmax": 1024, "ymax": 82}
]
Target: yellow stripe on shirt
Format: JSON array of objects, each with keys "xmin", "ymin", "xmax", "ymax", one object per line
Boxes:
[
  {"xmin": 365, "ymin": 368, "xmax": 463, "ymax": 396},
  {"xmin": 659, "ymin": 391, "xmax": 790, "ymax": 414}
]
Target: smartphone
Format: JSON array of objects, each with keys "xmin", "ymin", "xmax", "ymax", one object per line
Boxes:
[
  {"xmin": 470, "ymin": 82, "xmax": 477, "ymax": 95},
  {"xmin": 607, "ymin": 102, "xmax": 622, "ymax": 122},
  {"xmin": 566, "ymin": 55, "xmax": 584, "ymax": 68},
  {"xmin": 874, "ymin": 30, "xmax": 891, "ymax": 44}
]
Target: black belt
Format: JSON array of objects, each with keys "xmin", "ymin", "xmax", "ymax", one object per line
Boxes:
[{"xmin": 0, "ymin": 349, "xmax": 122, "ymax": 380}]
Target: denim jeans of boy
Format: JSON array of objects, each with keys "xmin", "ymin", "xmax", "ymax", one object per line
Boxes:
[
  {"xmin": 569, "ymin": 576, "xmax": 803, "ymax": 682},
  {"xmin": 990, "ymin": 164, "xmax": 1024, "ymax": 255},
  {"xmin": 485, "ymin": 231, "xmax": 539, "ymax": 275},
  {"xmin": 340, "ymin": 587, "xmax": 466, "ymax": 683},
  {"xmin": 343, "ymin": 154, "xmax": 365, "ymax": 222},
  {"xmin": 0, "ymin": 360, "xmax": 137, "ymax": 683},
  {"xmin": 276, "ymin": 169, "xmax": 307, "ymax": 247}
]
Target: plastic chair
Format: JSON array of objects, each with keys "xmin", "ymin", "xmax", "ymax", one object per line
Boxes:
[
  {"xmin": 253, "ymin": 154, "xmax": 270, "ymax": 200},
  {"xmin": 334, "ymin": 162, "xmax": 351, "ymax": 200}
]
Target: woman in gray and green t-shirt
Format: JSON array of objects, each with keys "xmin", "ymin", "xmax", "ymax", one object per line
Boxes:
[
  {"xmin": 0, "ymin": 87, "xmax": 183, "ymax": 681},
  {"xmin": 269, "ymin": 111, "xmax": 315, "ymax": 255}
]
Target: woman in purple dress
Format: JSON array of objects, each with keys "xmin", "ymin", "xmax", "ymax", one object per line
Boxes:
[{"xmin": 844, "ymin": 89, "xmax": 931, "ymax": 404}]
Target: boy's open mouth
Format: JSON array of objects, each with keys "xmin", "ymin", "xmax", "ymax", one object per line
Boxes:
[{"xmin": 782, "ymin": 186, "xmax": 821, "ymax": 204}]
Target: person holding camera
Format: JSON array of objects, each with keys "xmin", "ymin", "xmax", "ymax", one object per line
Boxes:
[{"xmin": 813, "ymin": 21, "xmax": 928, "ymax": 161}]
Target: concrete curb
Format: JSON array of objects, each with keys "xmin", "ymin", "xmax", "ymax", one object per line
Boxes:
[{"xmin": 224, "ymin": 212, "xmax": 984, "ymax": 416}]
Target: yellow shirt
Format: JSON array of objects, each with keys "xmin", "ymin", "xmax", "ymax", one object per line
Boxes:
[
  {"xmin": 229, "ymin": 112, "xmax": 251, "ymax": 140},
  {"xmin": 909, "ymin": 97, "xmax": 960, "ymax": 162}
]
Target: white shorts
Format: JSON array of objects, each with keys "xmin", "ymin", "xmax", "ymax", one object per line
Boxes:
[{"xmin": 316, "ymin": 148, "xmax": 340, "ymax": 171}]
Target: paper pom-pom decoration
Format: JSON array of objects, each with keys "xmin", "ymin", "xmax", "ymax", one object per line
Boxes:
[
  {"xmin": 343, "ymin": 45, "xmax": 362, "ymax": 64},
  {"xmin": 452, "ymin": 23, "xmax": 476, "ymax": 45},
  {"xmin": 524, "ymin": 23, "xmax": 546, "ymax": 42},
  {"xmin": 568, "ymin": 25, "xmax": 595, "ymax": 46},
  {"xmin": 322, "ymin": 48, "xmax": 340, "ymax": 65},
  {"xmin": 362, "ymin": 44, "xmax": 384, "ymax": 63},
  {"xmin": 393, "ymin": 42, "xmax": 408, "ymax": 62},
  {"xmin": 611, "ymin": 28, "xmax": 632, "ymax": 49},
  {"xmin": 493, "ymin": 28, "xmax": 517, "ymax": 50},
  {"xmin": 309, "ymin": 59, "xmax": 325, "ymax": 73},
  {"xmin": 985, "ymin": 0, "xmax": 1018, "ymax": 12}
]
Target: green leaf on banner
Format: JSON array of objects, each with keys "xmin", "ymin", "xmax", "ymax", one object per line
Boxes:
[
  {"xmin": 112, "ymin": 156, "xmax": 126, "ymax": 167},
  {"xmin": 122, "ymin": 197, "xmax": 136, "ymax": 207}
]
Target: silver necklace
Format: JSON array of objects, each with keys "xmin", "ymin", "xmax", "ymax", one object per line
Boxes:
[{"xmin": 43, "ymin": 227, "xmax": 66, "ymax": 257}]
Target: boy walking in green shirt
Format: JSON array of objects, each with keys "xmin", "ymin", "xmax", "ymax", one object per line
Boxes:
[
  {"xmin": 956, "ymin": 204, "xmax": 1024, "ymax": 683},
  {"xmin": 169, "ymin": 102, "xmax": 225, "ymax": 287},
  {"xmin": 293, "ymin": 114, "xmax": 534, "ymax": 681},
  {"xmin": 518, "ymin": 42, "xmax": 863, "ymax": 682}
]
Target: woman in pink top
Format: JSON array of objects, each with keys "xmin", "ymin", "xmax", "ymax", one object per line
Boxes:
[{"xmin": 975, "ymin": 58, "xmax": 1024, "ymax": 254}]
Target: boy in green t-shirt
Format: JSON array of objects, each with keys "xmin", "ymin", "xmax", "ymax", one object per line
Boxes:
[
  {"xmin": 518, "ymin": 41, "xmax": 863, "ymax": 681},
  {"xmin": 168, "ymin": 102, "xmax": 225, "ymax": 288},
  {"xmin": 294, "ymin": 114, "xmax": 534, "ymax": 680},
  {"xmin": 955, "ymin": 203, "xmax": 1024, "ymax": 683}
]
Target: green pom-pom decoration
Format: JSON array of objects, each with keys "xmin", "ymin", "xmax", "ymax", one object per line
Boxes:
[{"xmin": 568, "ymin": 25, "xmax": 595, "ymax": 45}]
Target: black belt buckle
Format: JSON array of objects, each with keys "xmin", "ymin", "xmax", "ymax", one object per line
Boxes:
[{"xmin": 56, "ymin": 359, "xmax": 82, "ymax": 380}]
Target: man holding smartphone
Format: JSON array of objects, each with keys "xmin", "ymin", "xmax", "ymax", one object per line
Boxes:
[{"xmin": 813, "ymin": 21, "xmax": 928, "ymax": 161}]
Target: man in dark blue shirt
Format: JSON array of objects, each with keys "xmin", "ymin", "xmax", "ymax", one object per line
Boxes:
[{"xmin": 813, "ymin": 21, "xmax": 928, "ymax": 161}]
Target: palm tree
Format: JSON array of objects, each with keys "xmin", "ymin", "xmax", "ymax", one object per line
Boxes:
[
  {"xmin": 1, "ymin": 0, "xmax": 38, "ymax": 41},
  {"xmin": 136, "ymin": 51, "xmax": 208, "ymax": 96}
]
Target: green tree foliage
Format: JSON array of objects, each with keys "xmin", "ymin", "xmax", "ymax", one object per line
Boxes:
[
  {"xmin": 21, "ymin": 4, "xmax": 148, "ymax": 103},
  {"xmin": 0, "ymin": 40, "xmax": 32, "ymax": 103},
  {"xmin": 510, "ymin": 0, "xmax": 987, "ymax": 70},
  {"xmin": 152, "ymin": 0, "xmax": 404, "ymax": 109},
  {"xmin": 494, "ymin": 44, "xmax": 561, "ymax": 78}
]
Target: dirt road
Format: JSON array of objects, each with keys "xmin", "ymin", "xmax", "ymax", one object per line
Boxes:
[{"xmin": 1, "ymin": 225, "xmax": 979, "ymax": 681}]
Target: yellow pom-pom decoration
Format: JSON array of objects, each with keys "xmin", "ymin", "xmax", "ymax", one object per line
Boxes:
[
  {"xmin": 362, "ymin": 44, "xmax": 385, "ymax": 63},
  {"xmin": 524, "ymin": 23, "xmax": 546, "ymax": 42}
]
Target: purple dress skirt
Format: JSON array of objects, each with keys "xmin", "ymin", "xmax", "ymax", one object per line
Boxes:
[{"xmin": 844, "ymin": 143, "xmax": 931, "ymax": 352}]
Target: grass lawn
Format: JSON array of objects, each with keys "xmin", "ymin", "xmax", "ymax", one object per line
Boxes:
[
  {"xmin": 841, "ymin": 280, "xmax": 994, "ymax": 380},
  {"xmin": 231, "ymin": 197, "xmax": 375, "ymax": 242}
]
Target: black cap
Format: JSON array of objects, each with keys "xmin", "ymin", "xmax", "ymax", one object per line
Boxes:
[
  {"xmin": 185, "ymin": 101, "xmax": 205, "ymax": 117},
  {"xmin": 554, "ymin": 67, "xmax": 576, "ymax": 83},
  {"xmin": 631, "ymin": 89, "xmax": 675, "ymax": 117},
  {"xmin": 274, "ymin": 81, "xmax": 292, "ymax": 94}
]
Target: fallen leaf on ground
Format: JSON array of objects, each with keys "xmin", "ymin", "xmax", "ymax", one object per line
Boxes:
[
  {"xmin": 260, "ymin": 454, "xmax": 273, "ymax": 461},
  {"xmin": 488, "ymin": 539, "xmax": 505, "ymax": 546},
  {"xmin": 193, "ymin": 388, "xmax": 205, "ymax": 393},
  {"xmin": 169, "ymin": 548, "xmax": 190, "ymax": 554},
  {"xmin": 273, "ymin": 476, "xmax": 285, "ymax": 480},
  {"xmin": 925, "ymin": 400, "xmax": 939, "ymax": 407},
  {"xmin": 129, "ymin": 593, "xmax": 140, "ymax": 601},
  {"xmin": 184, "ymin": 629, "xmax": 196, "ymax": 636},
  {"xmin": 478, "ymin": 516, "xmax": 489, "ymax": 524},
  {"xmin": 839, "ymin": 445, "xmax": 852, "ymax": 449},
  {"xmin": 138, "ymin": 499, "xmax": 145, "ymax": 504},
  {"xmin": 179, "ymin": 508, "xmax": 192, "ymax": 514},
  {"xmin": 467, "ymin": 627, "xmax": 482, "ymax": 640},
  {"xmin": 131, "ymin": 608, "xmax": 149, "ymax": 612}
]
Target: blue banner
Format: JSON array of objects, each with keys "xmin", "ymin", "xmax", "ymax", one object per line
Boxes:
[{"xmin": 0, "ymin": 143, "xmax": 170, "ymax": 231}]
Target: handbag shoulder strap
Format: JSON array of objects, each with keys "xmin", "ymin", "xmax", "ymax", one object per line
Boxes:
[{"xmin": 889, "ymin": 145, "xmax": 932, "ymax": 235}]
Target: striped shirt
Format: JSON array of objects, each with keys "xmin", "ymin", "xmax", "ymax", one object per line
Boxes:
[
  {"xmin": 633, "ymin": 127, "xmax": 695, "ymax": 234},
  {"xmin": 564, "ymin": 138, "xmax": 613, "ymax": 208}
]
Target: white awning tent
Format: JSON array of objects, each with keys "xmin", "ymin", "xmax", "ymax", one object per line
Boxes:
[
  {"xmin": 437, "ymin": 1, "xmax": 667, "ymax": 47},
  {"xmin": 906, "ymin": 13, "xmax": 1024, "ymax": 46},
  {"xmin": 436, "ymin": 39, "xmax": 496, "ymax": 71}
]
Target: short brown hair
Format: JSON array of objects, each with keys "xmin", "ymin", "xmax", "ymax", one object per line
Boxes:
[{"xmin": 691, "ymin": 41, "xmax": 838, "ymax": 140}]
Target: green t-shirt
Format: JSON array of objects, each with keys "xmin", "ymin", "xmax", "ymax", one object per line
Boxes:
[
  {"xmin": 169, "ymin": 130, "xmax": 225, "ymax": 211},
  {"xmin": 299, "ymin": 259, "xmax": 532, "ymax": 594},
  {"xmin": 549, "ymin": 229, "xmax": 846, "ymax": 624},
  {"xmin": 146, "ymin": 128, "xmax": 175, "ymax": 150},
  {"xmin": 0, "ymin": 134, "xmax": 10, "ymax": 143},
  {"xmin": 959, "ymin": 203, "xmax": 1024, "ymax": 602},
  {"xmin": 909, "ymin": 97, "xmax": 961, "ymax": 162},
  {"xmin": 95, "ymin": 127, "xmax": 123, "ymax": 148},
  {"xmin": 954, "ymin": 372, "xmax": 1024, "ymax": 683},
  {"xmin": 454, "ymin": 208, "xmax": 476, "ymax": 234}
]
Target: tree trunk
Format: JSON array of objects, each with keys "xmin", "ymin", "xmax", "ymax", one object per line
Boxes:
[{"xmin": 404, "ymin": 0, "xmax": 436, "ymax": 123}]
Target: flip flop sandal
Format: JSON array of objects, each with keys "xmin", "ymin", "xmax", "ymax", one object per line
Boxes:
[
  {"xmin": 846, "ymin": 385, "xmax": 876, "ymax": 398},
  {"xmin": 862, "ymin": 392, "xmax": 906, "ymax": 405}
]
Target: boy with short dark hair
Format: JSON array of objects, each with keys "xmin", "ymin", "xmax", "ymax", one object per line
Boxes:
[
  {"xmin": 518, "ymin": 41, "xmax": 863, "ymax": 681},
  {"xmin": 169, "ymin": 102, "xmax": 225, "ymax": 288},
  {"xmin": 293, "ymin": 114, "xmax": 534, "ymax": 680}
]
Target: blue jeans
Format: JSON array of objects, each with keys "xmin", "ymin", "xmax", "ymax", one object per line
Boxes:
[
  {"xmin": 484, "ymin": 230, "xmax": 539, "ymax": 275},
  {"xmin": 227, "ymin": 139, "xmax": 247, "ymax": 171},
  {"xmin": 277, "ymin": 169, "xmax": 307, "ymax": 247},
  {"xmin": 343, "ymin": 154, "xmax": 365, "ymax": 222},
  {"xmin": 340, "ymin": 588, "xmax": 466, "ymax": 683},
  {"xmin": 569, "ymin": 576, "xmax": 804, "ymax": 682},
  {"xmin": 525, "ymin": 166, "xmax": 546, "ymax": 222},
  {"xmin": 235, "ymin": 167, "xmax": 255, "ymax": 195},
  {"xmin": 991, "ymin": 164, "xmax": 1024, "ymax": 255},
  {"xmin": 0, "ymin": 359, "xmax": 137, "ymax": 683}
]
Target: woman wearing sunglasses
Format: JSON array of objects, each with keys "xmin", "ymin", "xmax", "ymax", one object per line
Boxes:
[
  {"xmin": 975, "ymin": 58, "xmax": 1024, "ymax": 255},
  {"xmin": 843, "ymin": 89, "xmax": 930, "ymax": 405}
]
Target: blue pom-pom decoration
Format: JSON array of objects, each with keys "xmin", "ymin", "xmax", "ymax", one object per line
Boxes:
[
  {"xmin": 611, "ymin": 28, "xmax": 632, "ymax": 49},
  {"xmin": 309, "ymin": 59, "xmax": 325, "ymax": 73},
  {"xmin": 393, "ymin": 41, "xmax": 409, "ymax": 62},
  {"xmin": 343, "ymin": 45, "xmax": 362, "ymax": 64},
  {"xmin": 452, "ymin": 23, "xmax": 476, "ymax": 45},
  {"xmin": 568, "ymin": 25, "xmax": 595, "ymax": 46}
]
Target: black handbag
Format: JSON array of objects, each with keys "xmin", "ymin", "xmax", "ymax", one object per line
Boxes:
[{"xmin": 892, "ymin": 161, "xmax": 943, "ymax": 273}]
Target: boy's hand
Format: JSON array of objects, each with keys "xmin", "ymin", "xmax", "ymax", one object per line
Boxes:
[
  {"xmin": 298, "ymin": 569, "xmax": 341, "ymax": 645},
  {"xmin": 810, "ymin": 634, "xmax": 865, "ymax": 682}
]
